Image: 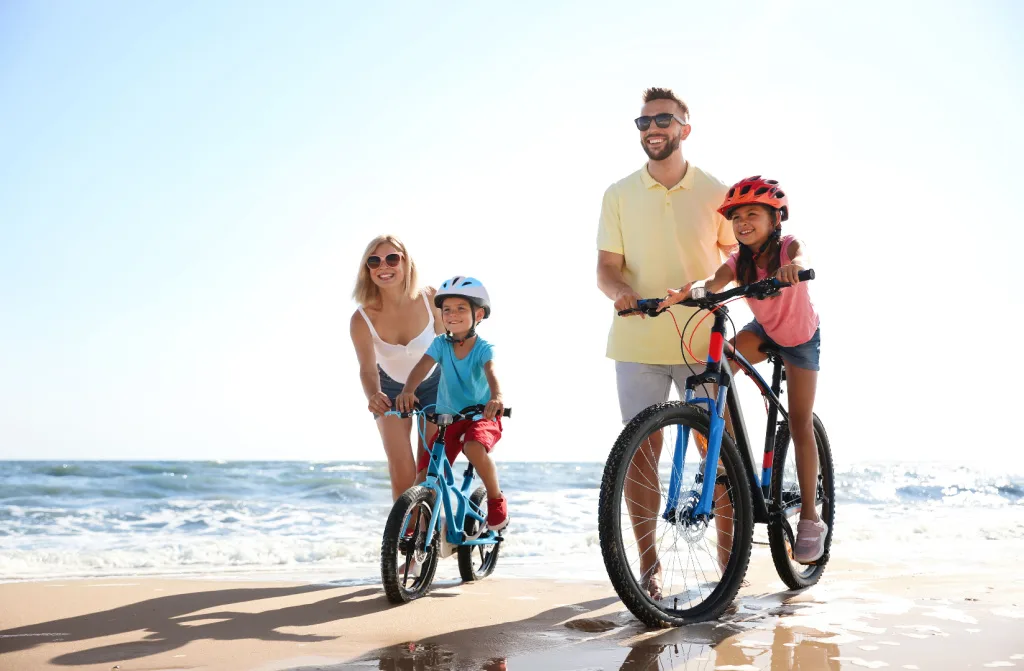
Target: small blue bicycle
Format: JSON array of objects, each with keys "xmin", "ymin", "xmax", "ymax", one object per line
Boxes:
[{"xmin": 380, "ymin": 404, "xmax": 512, "ymax": 603}]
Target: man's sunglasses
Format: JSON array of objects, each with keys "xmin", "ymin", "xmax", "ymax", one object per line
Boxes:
[
  {"xmin": 634, "ymin": 113, "xmax": 688, "ymax": 131},
  {"xmin": 366, "ymin": 253, "xmax": 403, "ymax": 270}
]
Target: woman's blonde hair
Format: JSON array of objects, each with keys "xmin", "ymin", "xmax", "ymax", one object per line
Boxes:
[{"xmin": 352, "ymin": 234, "xmax": 420, "ymax": 306}]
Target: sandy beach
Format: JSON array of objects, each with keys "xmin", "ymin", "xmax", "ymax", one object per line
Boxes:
[{"xmin": 2, "ymin": 546, "xmax": 1022, "ymax": 671}]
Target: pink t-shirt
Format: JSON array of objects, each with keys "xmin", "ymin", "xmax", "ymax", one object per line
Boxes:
[{"xmin": 725, "ymin": 235, "xmax": 819, "ymax": 347}]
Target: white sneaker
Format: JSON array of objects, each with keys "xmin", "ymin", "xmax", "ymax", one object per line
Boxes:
[{"xmin": 793, "ymin": 518, "xmax": 828, "ymax": 564}]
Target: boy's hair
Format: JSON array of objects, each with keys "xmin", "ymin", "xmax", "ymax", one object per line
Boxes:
[
  {"xmin": 733, "ymin": 206, "xmax": 783, "ymax": 286},
  {"xmin": 352, "ymin": 234, "xmax": 419, "ymax": 306},
  {"xmin": 642, "ymin": 87, "xmax": 689, "ymax": 122}
]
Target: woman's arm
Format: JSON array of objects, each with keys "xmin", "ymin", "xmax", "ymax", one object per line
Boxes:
[
  {"xmin": 482, "ymin": 360, "xmax": 504, "ymax": 420},
  {"xmin": 350, "ymin": 311, "xmax": 390, "ymax": 415}
]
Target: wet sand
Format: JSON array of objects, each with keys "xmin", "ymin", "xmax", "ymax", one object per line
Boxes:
[{"xmin": 1, "ymin": 549, "xmax": 1022, "ymax": 670}]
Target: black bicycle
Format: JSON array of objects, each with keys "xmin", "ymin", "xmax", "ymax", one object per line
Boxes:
[{"xmin": 598, "ymin": 270, "xmax": 834, "ymax": 627}]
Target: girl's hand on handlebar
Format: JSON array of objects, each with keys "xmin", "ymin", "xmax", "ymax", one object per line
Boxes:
[
  {"xmin": 395, "ymin": 390, "xmax": 418, "ymax": 413},
  {"xmin": 775, "ymin": 263, "xmax": 805, "ymax": 285},
  {"xmin": 368, "ymin": 391, "xmax": 391, "ymax": 415},
  {"xmin": 484, "ymin": 395, "xmax": 504, "ymax": 421},
  {"xmin": 659, "ymin": 282, "xmax": 695, "ymax": 310}
]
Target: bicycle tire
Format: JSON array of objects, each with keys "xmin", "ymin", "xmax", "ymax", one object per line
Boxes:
[
  {"xmin": 767, "ymin": 414, "xmax": 835, "ymax": 589},
  {"xmin": 598, "ymin": 402, "xmax": 754, "ymax": 627},
  {"xmin": 381, "ymin": 486, "xmax": 441, "ymax": 603},
  {"xmin": 457, "ymin": 486, "xmax": 500, "ymax": 582}
]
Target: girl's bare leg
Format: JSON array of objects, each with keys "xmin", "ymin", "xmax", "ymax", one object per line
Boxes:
[{"xmin": 784, "ymin": 364, "xmax": 819, "ymax": 521}]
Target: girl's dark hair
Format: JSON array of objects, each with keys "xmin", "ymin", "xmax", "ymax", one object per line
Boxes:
[{"xmin": 733, "ymin": 207, "xmax": 783, "ymax": 286}]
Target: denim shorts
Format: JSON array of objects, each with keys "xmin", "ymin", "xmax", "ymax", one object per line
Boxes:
[
  {"xmin": 376, "ymin": 365, "xmax": 441, "ymax": 418},
  {"xmin": 741, "ymin": 322, "xmax": 821, "ymax": 371}
]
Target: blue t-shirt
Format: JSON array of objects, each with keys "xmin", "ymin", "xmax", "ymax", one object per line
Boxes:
[{"xmin": 425, "ymin": 335, "xmax": 494, "ymax": 414}]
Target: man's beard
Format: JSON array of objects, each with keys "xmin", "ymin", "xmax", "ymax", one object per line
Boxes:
[{"xmin": 641, "ymin": 132, "xmax": 680, "ymax": 161}]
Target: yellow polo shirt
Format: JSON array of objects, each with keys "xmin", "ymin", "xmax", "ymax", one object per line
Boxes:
[{"xmin": 598, "ymin": 163, "xmax": 736, "ymax": 365}]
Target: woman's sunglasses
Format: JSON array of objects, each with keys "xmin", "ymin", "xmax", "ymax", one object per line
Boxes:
[
  {"xmin": 634, "ymin": 113, "xmax": 688, "ymax": 131},
  {"xmin": 366, "ymin": 253, "xmax": 403, "ymax": 270}
]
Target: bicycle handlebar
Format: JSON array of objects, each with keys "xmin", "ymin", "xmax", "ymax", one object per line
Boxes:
[
  {"xmin": 617, "ymin": 269, "xmax": 815, "ymax": 317},
  {"xmin": 385, "ymin": 404, "xmax": 513, "ymax": 422}
]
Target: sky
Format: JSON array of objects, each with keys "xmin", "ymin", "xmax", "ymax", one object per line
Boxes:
[{"xmin": 1, "ymin": 1, "xmax": 1022, "ymax": 465}]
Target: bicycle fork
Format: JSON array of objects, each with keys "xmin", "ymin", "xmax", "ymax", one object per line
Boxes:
[{"xmin": 663, "ymin": 309, "xmax": 731, "ymax": 524}]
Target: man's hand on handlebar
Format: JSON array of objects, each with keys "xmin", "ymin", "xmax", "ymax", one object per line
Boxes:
[{"xmin": 613, "ymin": 287, "xmax": 644, "ymax": 318}]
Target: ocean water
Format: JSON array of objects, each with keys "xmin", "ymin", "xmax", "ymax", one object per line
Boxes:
[{"xmin": 1, "ymin": 461, "xmax": 1021, "ymax": 582}]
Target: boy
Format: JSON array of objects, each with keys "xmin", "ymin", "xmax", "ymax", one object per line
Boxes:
[{"xmin": 396, "ymin": 275, "xmax": 509, "ymax": 531}]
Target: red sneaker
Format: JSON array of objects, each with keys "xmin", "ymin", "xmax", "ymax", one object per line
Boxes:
[{"xmin": 487, "ymin": 495, "xmax": 509, "ymax": 532}]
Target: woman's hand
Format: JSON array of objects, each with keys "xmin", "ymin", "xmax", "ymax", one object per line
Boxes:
[
  {"xmin": 368, "ymin": 391, "xmax": 391, "ymax": 415},
  {"xmin": 395, "ymin": 390, "xmax": 418, "ymax": 413},
  {"xmin": 484, "ymin": 394, "xmax": 504, "ymax": 421},
  {"xmin": 776, "ymin": 263, "xmax": 805, "ymax": 285}
]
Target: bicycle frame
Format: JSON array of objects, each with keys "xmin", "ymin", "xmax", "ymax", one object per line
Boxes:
[
  {"xmin": 414, "ymin": 414, "xmax": 498, "ymax": 549},
  {"xmin": 664, "ymin": 306, "xmax": 789, "ymax": 526}
]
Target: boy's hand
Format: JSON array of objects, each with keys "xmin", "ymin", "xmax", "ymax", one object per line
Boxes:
[
  {"xmin": 659, "ymin": 282, "xmax": 694, "ymax": 310},
  {"xmin": 395, "ymin": 390, "xmax": 418, "ymax": 414},
  {"xmin": 484, "ymin": 394, "xmax": 504, "ymax": 421},
  {"xmin": 368, "ymin": 391, "xmax": 391, "ymax": 415},
  {"xmin": 776, "ymin": 264, "xmax": 805, "ymax": 285}
]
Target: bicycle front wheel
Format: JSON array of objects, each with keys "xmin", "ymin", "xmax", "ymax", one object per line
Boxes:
[
  {"xmin": 457, "ymin": 486, "xmax": 500, "ymax": 582},
  {"xmin": 598, "ymin": 402, "xmax": 754, "ymax": 627},
  {"xmin": 767, "ymin": 413, "xmax": 835, "ymax": 589},
  {"xmin": 381, "ymin": 486, "xmax": 440, "ymax": 604}
]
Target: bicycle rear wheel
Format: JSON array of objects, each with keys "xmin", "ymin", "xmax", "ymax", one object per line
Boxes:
[
  {"xmin": 458, "ymin": 486, "xmax": 500, "ymax": 581},
  {"xmin": 598, "ymin": 402, "xmax": 753, "ymax": 627},
  {"xmin": 381, "ymin": 486, "xmax": 441, "ymax": 603},
  {"xmin": 767, "ymin": 414, "xmax": 835, "ymax": 589}
]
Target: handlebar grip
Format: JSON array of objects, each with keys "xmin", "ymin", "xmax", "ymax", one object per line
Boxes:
[
  {"xmin": 503, "ymin": 407, "xmax": 512, "ymax": 418},
  {"xmin": 616, "ymin": 308, "xmax": 635, "ymax": 316},
  {"xmin": 797, "ymin": 269, "xmax": 815, "ymax": 282}
]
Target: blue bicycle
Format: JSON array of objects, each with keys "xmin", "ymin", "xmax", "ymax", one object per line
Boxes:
[
  {"xmin": 380, "ymin": 404, "xmax": 512, "ymax": 603},
  {"xmin": 598, "ymin": 270, "xmax": 835, "ymax": 626}
]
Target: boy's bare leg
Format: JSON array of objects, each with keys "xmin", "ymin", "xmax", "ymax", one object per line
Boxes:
[{"xmin": 463, "ymin": 441, "xmax": 501, "ymax": 498}]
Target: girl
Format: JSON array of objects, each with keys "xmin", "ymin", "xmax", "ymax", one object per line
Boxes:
[{"xmin": 660, "ymin": 176, "xmax": 826, "ymax": 564}]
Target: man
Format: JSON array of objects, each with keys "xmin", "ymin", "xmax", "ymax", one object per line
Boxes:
[{"xmin": 596, "ymin": 87, "xmax": 736, "ymax": 598}]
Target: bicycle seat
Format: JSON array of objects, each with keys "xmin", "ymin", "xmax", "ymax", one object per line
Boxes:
[{"xmin": 758, "ymin": 342, "xmax": 782, "ymax": 356}]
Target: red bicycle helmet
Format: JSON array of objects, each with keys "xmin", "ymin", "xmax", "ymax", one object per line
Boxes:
[{"xmin": 717, "ymin": 176, "xmax": 789, "ymax": 221}]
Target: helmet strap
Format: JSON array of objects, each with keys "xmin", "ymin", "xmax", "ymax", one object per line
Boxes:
[{"xmin": 751, "ymin": 226, "xmax": 782, "ymax": 263}]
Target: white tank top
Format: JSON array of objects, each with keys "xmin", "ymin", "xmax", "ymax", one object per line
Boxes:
[{"xmin": 357, "ymin": 292, "xmax": 436, "ymax": 383}]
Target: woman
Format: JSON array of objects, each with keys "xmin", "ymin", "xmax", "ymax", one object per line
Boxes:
[{"xmin": 350, "ymin": 234, "xmax": 443, "ymax": 501}]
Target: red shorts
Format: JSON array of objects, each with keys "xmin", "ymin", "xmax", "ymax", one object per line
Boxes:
[{"xmin": 417, "ymin": 418, "xmax": 503, "ymax": 472}]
